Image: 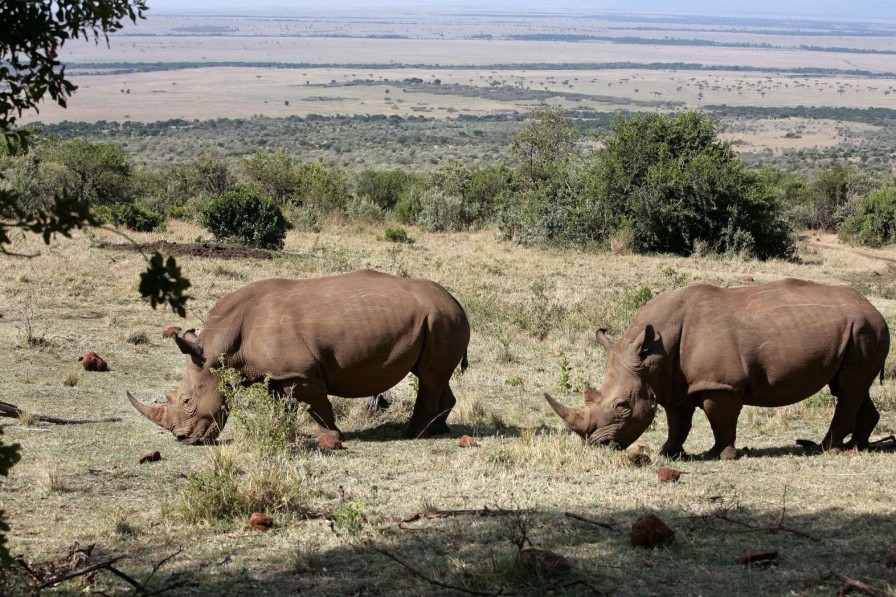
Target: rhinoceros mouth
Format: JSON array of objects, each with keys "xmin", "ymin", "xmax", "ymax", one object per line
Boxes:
[{"xmin": 587, "ymin": 425, "xmax": 624, "ymax": 449}]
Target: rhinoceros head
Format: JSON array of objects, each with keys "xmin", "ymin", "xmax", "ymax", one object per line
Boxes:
[
  {"xmin": 545, "ymin": 326, "xmax": 661, "ymax": 449},
  {"xmin": 128, "ymin": 329, "xmax": 228, "ymax": 444}
]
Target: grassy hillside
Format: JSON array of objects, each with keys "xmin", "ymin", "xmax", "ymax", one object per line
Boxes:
[{"xmin": 0, "ymin": 221, "xmax": 894, "ymax": 594}]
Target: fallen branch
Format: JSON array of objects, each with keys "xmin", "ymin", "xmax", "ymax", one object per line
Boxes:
[
  {"xmin": 564, "ymin": 512, "xmax": 621, "ymax": 532},
  {"xmin": 0, "ymin": 401, "xmax": 121, "ymax": 425},
  {"xmin": 826, "ymin": 571, "xmax": 888, "ymax": 597},
  {"xmin": 368, "ymin": 544, "xmax": 514, "ymax": 596},
  {"xmin": 686, "ymin": 487, "xmax": 817, "ymax": 541},
  {"xmin": 37, "ymin": 556, "xmax": 126, "ymax": 589},
  {"xmin": 398, "ymin": 507, "xmax": 536, "ymax": 527}
]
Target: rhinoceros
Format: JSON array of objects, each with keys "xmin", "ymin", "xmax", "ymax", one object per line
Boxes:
[
  {"xmin": 128, "ymin": 270, "xmax": 470, "ymax": 444},
  {"xmin": 545, "ymin": 278, "xmax": 889, "ymax": 459}
]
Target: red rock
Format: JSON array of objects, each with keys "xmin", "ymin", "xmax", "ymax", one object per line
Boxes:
[
  {"xmin": 842, "ymin": 447, "xmax": 859, "ymax": 457},
  {"xmin": 163, "ymin": 326, "xmax": 182, "ymax": 339},
  {"xmin": 626, "ymin": 447, "xmax": 651, "ymax": 466},
  {"xmin": 248, "ymin": 512, "xmax": 273, "ymax": 531},
  {"xmin": 741, "ymin": 275, "xmax": 754, "ymax": 282},
  {"xmin": 138, "ymin": 451, "xmax": 161, "ymax": 464},
  {"xmin": 738, "ymin": 549, "xmax": 778, "ymax": 566},
  {"xmin": 457, "ymin": 435, "xmax": 478, "ymax": 448},
  {"xmin": 630, "ymin": 512, "xmax": 674, "ymax": 548},
  {"xmin": 886, "ymin": 552, "xmax": 896, "ymax": 568},
  {"xmin": 658, "ymin": 467, "xmax": 681, "ymax": 482},
  {"xmin": 80, "ymin": 351, "xmax": 108, "ymax": 372},
  {"xmin": 317, "ymin": 432, "xmax": 343, "ymax": 450}
]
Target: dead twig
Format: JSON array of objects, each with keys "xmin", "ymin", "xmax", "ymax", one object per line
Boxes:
[
  {"xmin": 687, "ymin": 486, "xmax": 817, "ymax": 541},
  {"xmin": 825, "ymin": 571, "xmax": 888, "ymax": 597},
  {"xmin": 0, "ymin": 401, "xmax": 122, "ymax": 425},
  {"xmin": 398, "ymin": 507, "xmax": 536, "ymax": 528},
  {"xmin": 37, "ymin": 556, "xmax": 126, "ymax": 589},
  {"xmin": 563, "ymin": 512, "xmax": 621, "ymax": 532},
  {"xmin": 368, "ymin": 544, "xmax": 514, "ymax": 596}
]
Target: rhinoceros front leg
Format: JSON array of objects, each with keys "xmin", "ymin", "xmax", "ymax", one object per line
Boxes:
[
  {"xmin": 659, "ymin": 404, "xmax": 696, "ymax": 460},
  {"xmin": 701, "ymin": 391, "xmax": 742, "ymax": 460},
  {"xmin": 304, "ymin": 392, "xmax": 343, "ymax": 441}
]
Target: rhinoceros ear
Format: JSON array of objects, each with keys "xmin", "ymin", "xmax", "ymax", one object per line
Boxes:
[
  {"xmin": 583, "ymin": 383, "xmax": 602, "ymax": 404},
  {"xmin": 595, "ymin": 329, "xmax": 614, "ymax": 351},
  {"xmin": 174, "ymin": 330, "xmax": 204, "ymax": 366},
  {"xmin": 625, "ymin": 325, "xmax": 662, "ymax": 367}
]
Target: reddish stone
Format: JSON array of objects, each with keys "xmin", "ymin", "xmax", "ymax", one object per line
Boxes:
[
  {"xmin": 741, "ymin": 275, "xmax": 755, "ymax": 282},
  {"xmin": 248, "ymin": 512, "xmax": 273, "ymax": 531},
  {"xmin": 457, "ymin": 435, "xmax": 478, "ymax": 448},
  {"xmin": 163, "ymin": 326, "xmax": 183, "ymax": 339},
  {"xmin": 317, "ymin": 432, "xmax": 343, "ymax": 451},
  {"xmin": 658, "ymin": 467, "xmax": 681, "ymax": 482},
  {"xmin": 630, "ymin": 512, "xmax": 674, "ymax": 548},
  {"xmin": 80, "ymin": 351, "xmax": 108, "ymax": 372},
  {"xmin": 738, "ymin": 549, "xmax": 778, "ymax": 566},
  {"xmin": 138, "ymin": 451, "xmax": 161, "ymax": 464}
]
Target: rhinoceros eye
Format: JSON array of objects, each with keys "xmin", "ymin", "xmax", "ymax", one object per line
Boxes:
[{"xmin": 614, "ymin": 399, "xmax": 631, "ymax": 413}]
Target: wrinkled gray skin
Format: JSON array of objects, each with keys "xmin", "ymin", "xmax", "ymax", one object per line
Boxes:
[
  {"xmin": 129, "ymin": 270, "xmax": 470, "ymax": 445},
  {"xmin": 546, "ymin": 279, "xmax": 889, "ymax": 460}
]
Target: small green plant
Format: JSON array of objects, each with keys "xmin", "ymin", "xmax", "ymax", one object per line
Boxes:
[
  {"xmin": 514, "ymin": 277, "xmax": 565, "ymax": 340},
  {"xmin": 623, "ymin": 284, "xmax": 653, "ymax": 311},
  {"xmin": 555, "ymin": 356, "xmax": 572, "ymax": 393},
  {"xmin": 383, "ymin": 226, "xmax": 414, "ymax": 244},
  {"xmin": 201, "ymin": 189, "xmax": 290, "ymax": 250},
  {"xmin": 332, "ymin": 499, "xmax": 366, "ymax": 535},
  {"xmin": 658, "ymin": 264, "xmax": 690, "ymax": 289}
]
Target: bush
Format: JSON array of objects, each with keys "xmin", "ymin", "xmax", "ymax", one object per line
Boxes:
[
  {"xmin": 201, "ymin": 189, "xmax": 290, "ymax": 250},
  {"xmin": 583, "ymin": 111, "xmax": 795, "ymax": 259},
  {"xmin": 343, "ymin": 195, "xmax": 384, "ymax": 223},
  {"xmin": 383, "ymin": 226, "xmax": 414, "ymax": 243},
  {"xmin": 96, "ymin": 203, "xmax": 164, "ymax": 232},
  {"xmin": 356, "ymin": 169, "xmax": 420, "ymax": 209},
  {"xmin": 839, "ymin": 186, "xmax": 896, "ymax": 247}
]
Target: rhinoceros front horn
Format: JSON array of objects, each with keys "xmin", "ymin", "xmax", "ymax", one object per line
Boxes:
[
  {"xmin": 127, "ymin": 391, "xmax": 166, "ymax": 427},
  {"xmin": 544, "ymin": 393, "xmax": 588, "ymax": 435}
]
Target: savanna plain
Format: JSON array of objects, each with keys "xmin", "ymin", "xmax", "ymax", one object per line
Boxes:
[{"xmin": 3, "ymin": 6, "xmax": 896, "ymax": 597}]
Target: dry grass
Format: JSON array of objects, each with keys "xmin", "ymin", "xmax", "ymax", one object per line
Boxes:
[{"xmin": 0, "ymin": 222, "xmax": 895, "ymax": 594}]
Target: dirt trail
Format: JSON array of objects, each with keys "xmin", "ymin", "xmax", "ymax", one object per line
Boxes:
[{"xmin": 804, "ymin": 234, "xmax": 896, "ymax": 270}]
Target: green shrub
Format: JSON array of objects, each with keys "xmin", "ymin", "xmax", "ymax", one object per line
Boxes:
[
  {"xmin": 583, "ymin": 111, "xmax": 795, "ymax": 259},
  {"xmin": 201, "ymin": 189, "xmax": 290, "ymax": 250},
  {"xmin": 343, "ymin": 195, "xmax": 384, "ymax": 223},
  {"xmin": 383, "ymin": 226, "xmax": 414, "ymax": 243},
  {"xmin": 356, "ymin": 169, "xmax": 420, "ymax": 209},
  {"xmin": 839, "ymin": 186, "xmax": 896, "ymax": 247},
  {"xmin": 96, "ymin": 203, "xmax": 164, "ymax": 232}
]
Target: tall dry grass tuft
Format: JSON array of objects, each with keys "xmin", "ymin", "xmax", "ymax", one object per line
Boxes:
[{"xmin": 174, "ymin": 369, "xmax": 321, "ymax": 524}]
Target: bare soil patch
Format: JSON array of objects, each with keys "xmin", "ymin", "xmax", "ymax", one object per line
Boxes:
[{"xmin": 101, "ymin": 240, "xmax": 272, "ymax": 260}]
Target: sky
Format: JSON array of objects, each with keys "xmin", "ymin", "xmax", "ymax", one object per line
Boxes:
[{"xmin": 142, "ymin": 0, "xmax": 896, "ymax": 20}]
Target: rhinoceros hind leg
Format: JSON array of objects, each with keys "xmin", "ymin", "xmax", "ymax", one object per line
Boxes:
[
  {"xmin": 821, "ymin": 387, "xmax": 867, "ymax": 452},
  {"xmin": 846, "ymin": 396, "xmax": 880, "ymax": 450},
  {"xmin": 701, "ymin": 391, "xmax": 742, "ymax": 461},
  {"xmin": 405, "ymin": 380, "xmax": 452, "ymax": 438}
]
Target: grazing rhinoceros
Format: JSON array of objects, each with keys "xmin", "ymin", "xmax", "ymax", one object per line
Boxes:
[
  {"xmin": 545, "ymin": 278, "xmax": 889, "ymax": 459},
  {"xmin": 128, "ymin": 270, "xmax": 470, "ymax": 444}
]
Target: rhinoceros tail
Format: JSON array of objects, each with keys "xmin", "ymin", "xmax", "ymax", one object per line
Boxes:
[{"xmin": 461, "ymin": 351, "xmax": 469, "ymax": 372}]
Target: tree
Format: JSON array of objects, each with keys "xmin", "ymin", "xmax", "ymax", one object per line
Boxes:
[
  {"xmin": 0, "ymin": 1, "xmax": 190, "ymax": 317},
  {"xmin": 585, "ymin": 111, "xmax": 795, "ymax": 259},
  {"xmin": 510, "ymin": 107, "xmax": 578, "ymax": 190}
]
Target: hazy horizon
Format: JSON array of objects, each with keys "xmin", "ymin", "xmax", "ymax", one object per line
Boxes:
[{"xmin": 143, "ymin": 0, "xmax": 896, "ymax": 21}]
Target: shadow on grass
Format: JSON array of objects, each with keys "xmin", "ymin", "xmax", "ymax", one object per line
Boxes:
[{"xmin": 128, "ymin": 502, "xmax": 896, "ymax": 597}]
